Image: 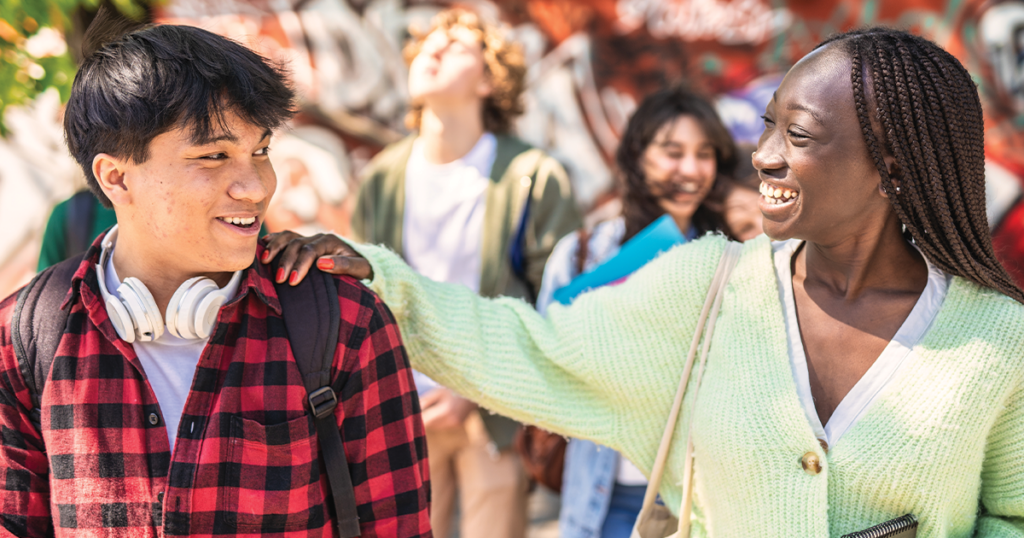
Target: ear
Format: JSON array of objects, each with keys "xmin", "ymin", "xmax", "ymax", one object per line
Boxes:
[
  {"xmin": 476, "ymin": 75, "xmax": 493, "ymax": 99},
  {"xmin": 92, "ymin": 153, "xmax": 131, "ymax": 206},
  {"xmin": 878, "ymin": 154, "xmax": 902, "ymax": 198}
]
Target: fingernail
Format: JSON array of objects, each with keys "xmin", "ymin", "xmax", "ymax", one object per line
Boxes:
[
  {"xmin": 276, "ymin": 268, "xmax": 285, "ymax": 282},
  {"xmin": 260, "ymin": 251, "xmax": 270, "ymax": 263},
  {"xmin": 289, "ymin": 271, "xmax": 298, "ymax": 285},
  {"xmin": 317, "ymin": 258, "xmax": 334, "ymax": 271}
]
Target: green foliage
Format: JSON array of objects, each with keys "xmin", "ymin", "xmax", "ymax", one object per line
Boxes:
[{"xmin": 0, "ymin": 0, "xmax": 148, "ymax": 134}]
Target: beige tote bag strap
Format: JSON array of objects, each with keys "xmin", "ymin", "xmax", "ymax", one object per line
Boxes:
[
  {"xmin": 634, "ymin": 241, "xmax": 743, "ymax": 536},
  {"xmin": 674, "ymin": 242, "xmax": 740, "ymax": 535}
]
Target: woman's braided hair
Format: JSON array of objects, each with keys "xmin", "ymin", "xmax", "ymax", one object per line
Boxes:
[{"xmin": 816, "ymin": 27, "xmax": 1024, "ymax": 304}]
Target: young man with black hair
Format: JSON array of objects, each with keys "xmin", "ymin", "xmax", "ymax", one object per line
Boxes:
[{"xmin": 0, "ymin": 18, "xmax": 430, "ymax": 538}]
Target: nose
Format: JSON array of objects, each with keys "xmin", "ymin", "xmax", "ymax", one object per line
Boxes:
[
  {"xmin": 430, "ymin": 39, "xmax": 451, "ymax": 61},
  {"xmin": 677, "ymin": 153, "xmax": 701, "ymax": 178},
  {"xmin": 752, "ymin": 135, "xmax": 785, "ymax": 174},
  {"xmin": 228, "ymin": 160, "xmax": 272, "ymax": 205}
]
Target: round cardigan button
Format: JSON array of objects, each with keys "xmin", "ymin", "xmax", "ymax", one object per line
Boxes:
[
  {"xmin": 801, "ymin": 452, "xmax": 822, "ymax": 475},
  {"xmin": 148, "ymin": 413, "xmax": 160, "ymax": 426}
]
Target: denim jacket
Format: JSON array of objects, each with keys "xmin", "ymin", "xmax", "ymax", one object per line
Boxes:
[
  {"xmin": 537, "ymin": 220, "xmax": 627, "ymax": 537},
  {"xmin": 559, "ymin": 438, "xmax": 620, "ymax": 538},
  {"xmin": 537, "ymin": 217, "xmax": 692, "ymax": 537}
]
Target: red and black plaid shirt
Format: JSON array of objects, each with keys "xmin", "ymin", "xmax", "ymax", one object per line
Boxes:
[{"xmin": 0, "ymin": 237, "xmax": 431, "ymax": 537}]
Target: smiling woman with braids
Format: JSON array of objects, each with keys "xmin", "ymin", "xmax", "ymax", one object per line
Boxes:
[{"xmin": 266, "ymin": 28, "xmax": 1024, "ymax": 537}]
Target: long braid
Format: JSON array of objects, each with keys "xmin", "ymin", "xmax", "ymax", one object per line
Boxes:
[
  {"xmin": 891, "ymin": 39, "xmax": 976, "ymax": 278},
  {"xmin": 816, "ymin": 28, "xmax": 1024, "ymax": 304}
]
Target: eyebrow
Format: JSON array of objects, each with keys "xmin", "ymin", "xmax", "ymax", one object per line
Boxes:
[
  {"xmin": 773, "ymin": 91, "xmax": 826, "ymax": 125},
  {"xmin": 193, "ymin": 128, "xmax": 272, "ymax": 146}
]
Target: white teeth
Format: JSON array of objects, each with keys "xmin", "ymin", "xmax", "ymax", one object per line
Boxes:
[
  {"xmin": 681, "ymin": 183, "xmax": 698, "ymax": 193},
  {"xmin": 220, "ymin": 216, "xmax": 256, "ymax": 226},
  {"xmin": 760, "ymin": 181, "xmax": 799, "ymax": 204}
]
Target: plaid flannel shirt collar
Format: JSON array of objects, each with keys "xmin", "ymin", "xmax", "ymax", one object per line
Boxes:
[{"xmin": 62, "ymin": 229, "xmax": 283, "ymax": 318}]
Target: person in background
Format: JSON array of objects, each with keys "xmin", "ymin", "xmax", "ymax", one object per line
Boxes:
[
  {"xmin": 718, "ymin": 177, "xmax": 764, "ymax": 241},
  {"xmin": 37, "ymin": 189, "xmax": 117, "ymax": 270},
  {"xmin": 347, "ymin": 8, "xmax": 580, "ymax": 538},
  {"xmin": 707, "ymin": 142, "xmax": 763, "ymax": 242},
  {"xmin": 534, "ymin": 85, "xmax": 737, "ymax": 538}
]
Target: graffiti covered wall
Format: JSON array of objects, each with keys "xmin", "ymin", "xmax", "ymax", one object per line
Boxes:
[
  {"xmin": 153, "ymin": 0, "xmax": 1024, "ymax": 198},
  {"xmin": 152, "ymin": 0, "xmax": 1024, "ymax": 278},
  {"xmin": 3, "ymin": 0, "xmax": 1024, "ymax": 297}
]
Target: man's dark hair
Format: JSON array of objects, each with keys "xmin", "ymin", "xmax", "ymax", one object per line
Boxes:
[
  {"xmin": 64, "ymin": 10, "xmax": 295, "ymax": 208},
  {"xmin": 615, "ymin": 85, "xmax": 738, "ymax": 243},
  {"xmin": 816, "ymin": 27, "xmax": 1024, "ymax": 304}
]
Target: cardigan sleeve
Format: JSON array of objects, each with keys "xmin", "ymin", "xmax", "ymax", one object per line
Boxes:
[
  {"xmin": 350, "ymin": 235, "xmax": 727, "ymax": 451},
  {"xmin": 976, "ymin": 382, "xmax": 1024, "ymax": 537}
]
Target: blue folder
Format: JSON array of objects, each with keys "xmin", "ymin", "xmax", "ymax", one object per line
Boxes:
[{"xmin": 553, "ymin": 214, "xmax": 694, "ymax": 305}]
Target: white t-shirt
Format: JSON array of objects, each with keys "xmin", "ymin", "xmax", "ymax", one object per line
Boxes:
[
  {"xmin": 105, "ymin": 253, "xmax": 240, "ymax": 451},
  {"xmin": 772, "ymin": 239, "xmax": 950, "ymax": 449},
  {"xmin": 402, "ymin": 133, "xmax": 496, "ymax": 293},
  {"xmin": 403, "ymin": 133, "xmax": 496, "ymax": 395}
]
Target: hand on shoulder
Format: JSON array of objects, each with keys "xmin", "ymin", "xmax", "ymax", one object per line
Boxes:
[{"xmin": 261, "ymin": 231, "xmax": 374, "ymax": 284}]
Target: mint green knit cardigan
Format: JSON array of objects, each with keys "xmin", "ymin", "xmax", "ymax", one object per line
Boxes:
[{"xmin": 352, "ymin": 234, "xmax": 1024, "ymax": 537}]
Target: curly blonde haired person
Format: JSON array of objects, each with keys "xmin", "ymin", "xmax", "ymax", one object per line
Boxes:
[
  {"xmin": 403, "ymin": 8, "xmax": 526, "ymax": 134},
  {"xmin": 343, "ymin": 8, "xmax": 581, "ymax": 538}
]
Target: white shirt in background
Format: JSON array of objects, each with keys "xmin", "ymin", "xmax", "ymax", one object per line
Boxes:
[
  {"xmin": 402, "ymin": 133, "xmax": 496, "ymax": 294},
  {"xmin": 105, "ymin": 251, "xmax": 240, "ymax": 451},
  {"xmin": 403, "ymin": 133, "xmax": 496, "ymax": 395}
]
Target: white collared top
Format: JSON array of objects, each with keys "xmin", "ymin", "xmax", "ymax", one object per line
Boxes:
[{"xmin": 772, "ymin": 239, "xmax": 951, "ymax": 449}]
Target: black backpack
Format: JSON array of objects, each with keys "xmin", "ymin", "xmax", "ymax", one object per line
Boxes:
[
  {"xmin": 64, "ymin": 190, "xmax": 97, "ymax": 260},
  {"xmin": 10, "ymin": 256, "xmax": 362, "ymax": 537}
]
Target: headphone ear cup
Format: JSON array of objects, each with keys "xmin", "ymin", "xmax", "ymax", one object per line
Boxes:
[
  {"xmin": 175, "ymin": 280, "xmax": 217, "ymax": 340},
  {"xmin": 193, "ymin": 291, "xmax": 229, "ymax": 340},
  {"xmin": 118, "ymin": 281, "xmax": 154, "ymax": 342},
  {"xmin": 166, "ymin": 277, "xmax": 204, "ymax": 339},
  {"xmin": 121, "ymin": 278, "xmax": 164, "ymax": 342},
  {"xmin": 104, "ymin": 296, "xmax": 136, "ymax": 344}
]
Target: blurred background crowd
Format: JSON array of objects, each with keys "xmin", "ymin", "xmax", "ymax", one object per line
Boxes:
[{"xmin": 1, "ymin": 0, "xmax": 1024, "ymax": 536}]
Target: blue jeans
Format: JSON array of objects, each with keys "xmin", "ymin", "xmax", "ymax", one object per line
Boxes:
[
  {"xmin": 559, "ymin": 439, "xmax": 650, "ymax": 538},
  {"xmin": 599, "ymin": 484, "xmax": 646, "ymax": 538}
]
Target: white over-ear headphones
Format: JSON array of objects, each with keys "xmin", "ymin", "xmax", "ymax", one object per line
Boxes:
[{"xmin": 95, "ymin": 225, "xmax": 242, "ymax": 343}]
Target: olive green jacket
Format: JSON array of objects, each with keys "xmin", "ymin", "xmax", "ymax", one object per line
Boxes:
[{"xmin": 351, "ymin": 134, "xmax": 581, "ymax": 447}]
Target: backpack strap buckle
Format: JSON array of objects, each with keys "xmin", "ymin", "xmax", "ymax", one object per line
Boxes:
[{"xmin": 308, "ymin": 386, "xmax": 338, "ymax": 420}]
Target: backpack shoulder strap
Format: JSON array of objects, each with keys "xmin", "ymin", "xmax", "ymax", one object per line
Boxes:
[
  {"xmin": 509, "ymin": 169, "xmax": 539, "ymax": 300},
  {"xmin": 64, "ymin": 191, "xmax": 97, "ymax": 258},
  {"xmin": 11, "ymin": 255, "xmax": 82, "ymax": 427},
  {"xmin": 274, "ymin": 267, "xmax": 360, "ymax": 537}
]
